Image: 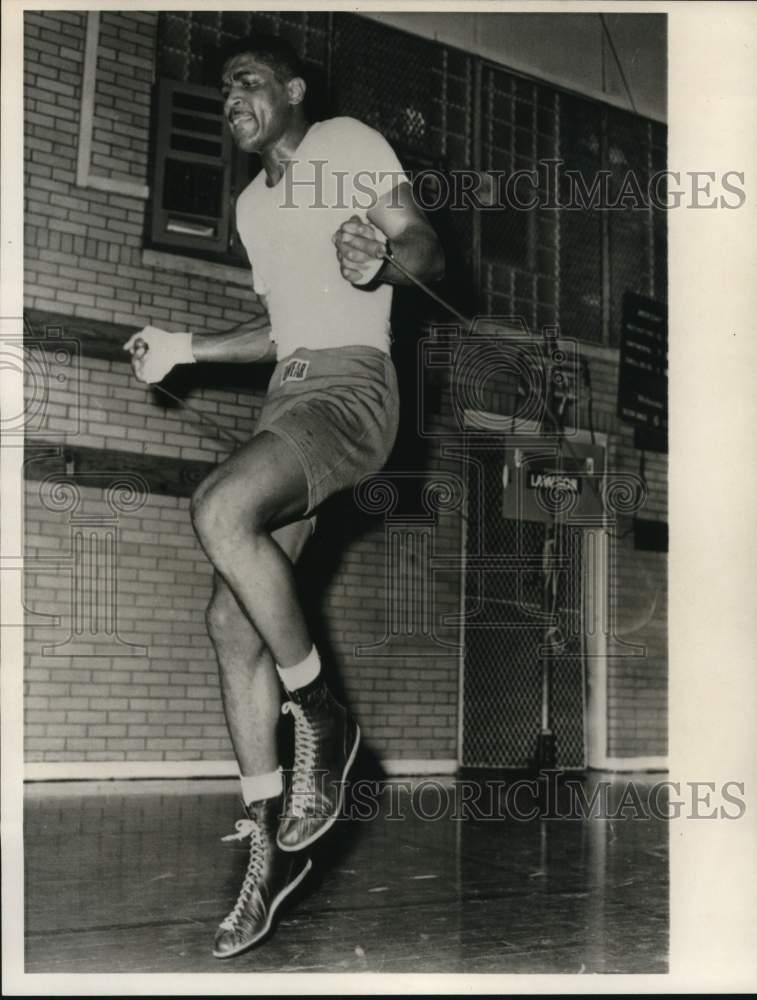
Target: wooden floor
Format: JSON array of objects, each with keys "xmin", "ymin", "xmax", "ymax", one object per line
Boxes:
[{"xmin": 24, "ymin": 774, "xmax": 667, "ymax": 974}]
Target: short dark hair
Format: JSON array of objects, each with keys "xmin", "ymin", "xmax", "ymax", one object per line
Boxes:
[{"xmin": 220, "ymin": 33, "xmax": 304, "ymax": 84}]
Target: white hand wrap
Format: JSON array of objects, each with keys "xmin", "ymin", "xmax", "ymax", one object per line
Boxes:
[
  {"xmin": 123, "ymin": 326, "xmax": 194, "ymax": 384},
  {"xmin": 351, "ymin": 229, "xmax": 389, "ymax": 287}
]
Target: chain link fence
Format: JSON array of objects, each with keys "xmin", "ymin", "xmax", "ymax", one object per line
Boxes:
[{"xmin": 462, "ymin": 443, "xmax": 585, "ymax": 769}]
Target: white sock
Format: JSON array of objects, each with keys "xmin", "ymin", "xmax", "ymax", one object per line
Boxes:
[
  {"xmin": 276, "ymin": 645, "xmax": 321, "ymax": 692},
  {"xmin": 240, "ymin": 768, "xmax": 283, "ymax": 805}
]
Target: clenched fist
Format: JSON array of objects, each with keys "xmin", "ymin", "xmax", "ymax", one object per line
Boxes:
[
  {"xmin": 332, "ymin": 215, "xmax": 389, "ymax": 286},
  {"xmin": 123, "ymin": 326, "xmax": 194, "ymax": 384}
]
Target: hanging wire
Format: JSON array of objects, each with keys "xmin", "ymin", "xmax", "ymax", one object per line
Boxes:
[
  {"xmin": 598, "ymin": 13, "xmax": 638, "ymax": 114},
  {"xmin": 384, "ymin": 250, "xmax": 471, "ymax": 327},
  {"xmin": 149, "ymin": 381, "xmax": 245, "ymax": 448}
]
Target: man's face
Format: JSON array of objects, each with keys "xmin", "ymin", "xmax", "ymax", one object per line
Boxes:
[{"xmin": 221, "ymin": 54, "xmax": 293, "ymax": 153}]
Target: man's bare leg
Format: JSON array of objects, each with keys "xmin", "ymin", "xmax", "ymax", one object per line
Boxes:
[
  {"xmin": 205, "ymin": 519, "xmax": 313, "ymax": 776},
  {"xmin": 191, "ymin": 430, "xmax": 312, "ymax": 668},
  {"xmin": 208, "ymin": 517, "xmax": 314, "ymax": 959},
  {"xmin": 193, "ymin": 430, "xmax": 359, "ymax": 858}
]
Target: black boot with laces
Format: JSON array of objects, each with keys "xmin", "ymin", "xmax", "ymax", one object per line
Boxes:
[
  {"xmin": 213, "ymin": 794, "xmax": 312, "ymax": 958},
  {"xmin": 277, "ymin": 677, "xmax": 360, "ymax": 852}
]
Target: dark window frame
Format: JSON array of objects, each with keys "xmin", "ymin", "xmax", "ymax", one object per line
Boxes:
[{"xmin": 148, "ymin": 77, "xmax": 256, "ymax": 267}]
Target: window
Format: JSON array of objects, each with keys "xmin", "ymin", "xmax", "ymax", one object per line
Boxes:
[
  {"xmin": 149, "ymin": 10, "xmax": 330, "ymax": 266},
  {"xmin": 149, "ymin": 78, "xmax": 256, "ymax": 264},
  {"xmin": 558, "ymin": 94, "xmax": 604, "ymax": 343}
]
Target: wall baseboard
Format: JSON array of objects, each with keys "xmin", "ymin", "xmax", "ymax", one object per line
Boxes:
[
  {"xmin": 24, "ymin": 757, "xmax": 459, "ymax": 782},
  {"xmin": 23, "ymin": 756, "xmax": 667, "ymax": 782},
  {"xmin": 589, "ymin": 755, "xmax": 668, "ymax": 773},
  {"xmin": 383, "ymin": 758, "xmax": 457, "ymax": 776}
]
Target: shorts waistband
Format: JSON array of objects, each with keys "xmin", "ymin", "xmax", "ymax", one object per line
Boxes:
[{"xmin": 278, "ymin": 345, "xmax": 389, "ymax": 362}]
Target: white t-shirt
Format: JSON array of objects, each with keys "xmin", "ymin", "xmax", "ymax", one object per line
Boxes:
[{"xmin": 235, "ymin": 117, "xmax": 408, "ymax": 359}]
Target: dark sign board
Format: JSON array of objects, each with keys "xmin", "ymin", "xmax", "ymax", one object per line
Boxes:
[
  {"xmin": 525, "ymin": 464, "xmax": 583, "ymax": 496},
  {"xmin": 617, "ymin": 291, "xmax": 667, "ymax": 434},
  {"xmin": 502, "ymin": 443, "xmax": 605, "ymax": 524},
  {"xmin": 633, "ymin": 517, "xmax": 668, "ymax": 553}
]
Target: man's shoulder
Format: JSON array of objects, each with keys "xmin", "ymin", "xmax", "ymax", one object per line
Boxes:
[{"xmin": 312, "ymin": 116, "xmax": 390, "ymax": 146}]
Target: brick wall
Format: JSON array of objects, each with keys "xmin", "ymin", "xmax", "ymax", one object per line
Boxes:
[
  {"xmin": 24, "ymin": 10, "xmax": 260, "ymax": 332},
  {"xmin": 22, "ymin": 8, "xmax": 667, "ymax": 770},
  {"xmin": 24, "ymin": 483, "xmax": 223, "ymax": 763},
  {"xmin": 22, "ymin": 353, "xmax": 461, "ymax": 764},
  {"xmin": 90, "ymin": 13, "xmax": 153, "ymax": 186},
  {"xmin": 24, "ymin": 474, "xmax": 463, "ymax": 764}
]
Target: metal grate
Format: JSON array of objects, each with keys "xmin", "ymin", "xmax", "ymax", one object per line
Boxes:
[
  {"xmin": 607, "ymin": 109, "xmax": 653, "ymax": 346},
  {"xmin": 331, "ymin": 15, "xmax": 473, "ymax": 165},
  {"xmin": 330, "ymin": 14, "xmax": 477, "ymax": 321},
  {"xmin": 480, "ymin": 66, "xmax": 559, "ymax": 329},
  {"xmin": 558, "ymin": 93, "xmax": 604, "ymax": 343},
  {"xmin": 157, "ymin": 10, "xmax": 330, "ymax": 86},
  {"xmin": 462, "ymin": 443, "xmax": 585, "ymax": 769},
  {"xmin": 480, "ymin": 67, "xmax": 535, "ymax": 317},
  {"xmin": 549, "ymin": 524, "xmax": 585, "ymax": 768}
]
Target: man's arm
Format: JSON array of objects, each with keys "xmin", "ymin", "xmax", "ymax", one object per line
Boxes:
[
  {"xmin": 124, "ymin": 312, "xmax": 276, "ymax": 384},
  {"xmin": 368, "ymin": 181, "xmax": 445, "ymax": 286},
  {"xmin": 333, "ymin": 181, "xmax": 444, "ymax": 288},
  {"xmin": 192, "ymin": 319, "xmax": 276, "ymax": 365}
]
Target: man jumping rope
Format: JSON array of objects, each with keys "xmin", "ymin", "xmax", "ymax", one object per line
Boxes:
[{"xmin": 124, "ymin": 35, "xmax": 444, "ymax": 958}]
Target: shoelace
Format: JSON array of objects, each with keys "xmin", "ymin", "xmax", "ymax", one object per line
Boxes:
[
  {"xmin": 218, "ymin": 819, "xmax": 266, "ymax": 931},
  {"xmin": 282, "ymin": 701, "xmax": 318, "ymax": 818}
]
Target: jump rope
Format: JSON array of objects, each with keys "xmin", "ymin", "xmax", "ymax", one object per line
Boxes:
[
  {"xmin": 132, "ymin": 245, "xmax": 654, "ymax": 765},
  {"xmin": 133, "ymin": 244, "xmax": 649, "ymax": 574},
  {"xmin": 136, "ymin": 245, "xmax": 646, "ymax": 556},
  {"xmin": 137, "ymin": 248, "xmax": 591, "ymax": 469}
]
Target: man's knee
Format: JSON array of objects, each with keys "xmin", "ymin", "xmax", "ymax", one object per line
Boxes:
[
  {"xmin": 190, "ymin": 476, "xmax": 220, "ymax": 544},
  {"xmin": 191, "ymin": 479, "xmax": 265, "ymax": 554}
]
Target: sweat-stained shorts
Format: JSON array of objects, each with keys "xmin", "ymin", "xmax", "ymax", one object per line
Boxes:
[{"xmin": 255, "ymin": 345, "xmax": 400, "ymax": 517}]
